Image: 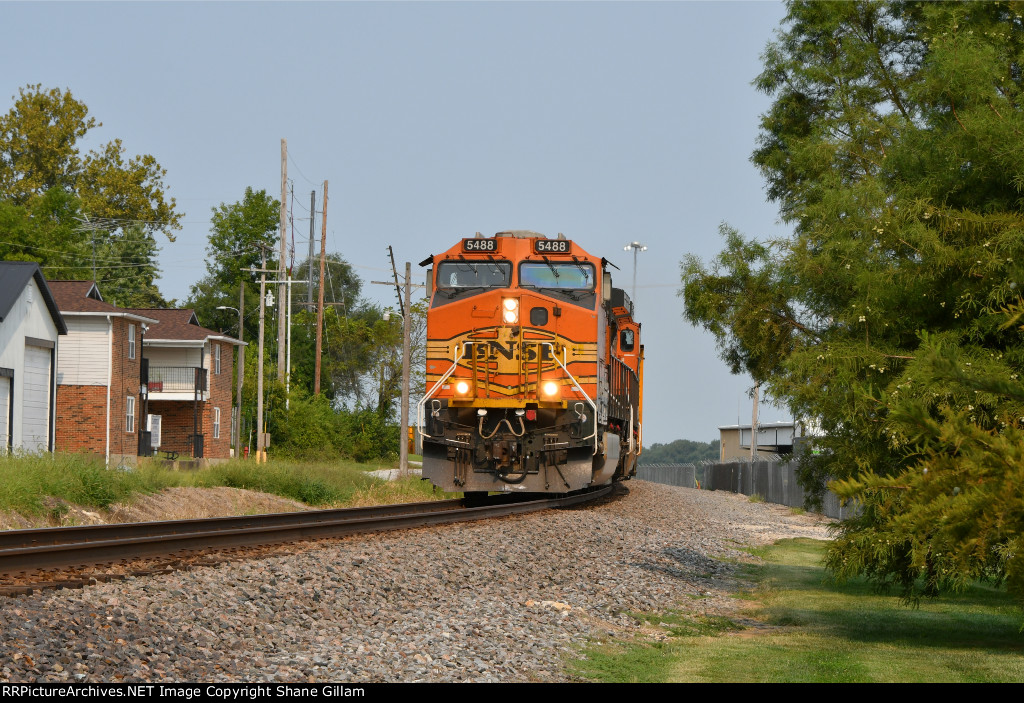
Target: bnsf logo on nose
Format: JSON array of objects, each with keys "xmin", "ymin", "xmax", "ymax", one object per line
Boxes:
[{"xmin": 473, "ymin": 341, "xmax": 556, "ymax": 361}]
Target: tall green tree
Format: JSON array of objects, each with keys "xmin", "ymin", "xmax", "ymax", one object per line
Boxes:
[
  {"xmin": 187, "ymin": 187, "xmax": 280, "ymax": 339},
  {"xmin": 681, "ymin": 1, "xmax": 1024, "ymax": 600},
  {"xmin": 0, "ymin": 84, "xmax": 179, "ymax": 303},
  {"xmin": 291, "ymin": 253, "xmax": 362, "ymax": 316},
  {"xmin": 0, "ymin": 84, "xmax": 180, "ymax": 233}
]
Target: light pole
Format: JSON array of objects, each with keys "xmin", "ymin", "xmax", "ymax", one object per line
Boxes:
[
  {"xmin": 216, "ymin": 305, "xmax": 243, "ymax": 458},
  {"xmin": 623, "ymin": 241, "xmax": 647, "ymax": 305}
]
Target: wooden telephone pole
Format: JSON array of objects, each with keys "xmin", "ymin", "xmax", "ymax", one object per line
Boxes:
[
  {"xmin": 314, "ymin": 181, "xmax": 328, "ymax": 394},
  {"xmin": 278, "ymin": 139, "xmax": 288, "ymax": 384},
  {"xmin": 372, "ymin": 247, "xmax": 421, "ymax": 474}
]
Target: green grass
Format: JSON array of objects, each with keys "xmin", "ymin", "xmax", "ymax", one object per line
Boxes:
[
  {"xmin": 0, "ymin": 452, "xmax": 449, "ymax": 520},
  {"xmin": 0, "ymin": 453, "xmax": 176, "ymax": 513},
  {"xmin": 571, "ymin": 538, "xmax": 1024, "ymax": 683}
]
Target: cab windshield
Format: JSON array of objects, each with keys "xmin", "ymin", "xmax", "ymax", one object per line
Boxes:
[
  {"xmin": 519, "ymin": 262, "xmax": 595, "ymax": 290},
  {"xmin": 437, "ymin": 260, "xmax": 511, "ymax": 289},
  {"xmin": 433, "ymin": 260, "xmax": 512, "ymax": 305}
]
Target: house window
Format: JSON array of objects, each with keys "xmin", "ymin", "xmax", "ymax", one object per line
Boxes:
[
  {"xmin": 128, "ymin": 324, "xmax": 136, "ymax": 360},
  {"xmin": 126, "ymin": 396, "xmax": 136, "ymax": 433},
  {"xmin": 213, "ymin": 407, "xmax": 221, "ymax": 439},
  {"xmin": 214, "ymin": 343, "xmax": 221, "ymax": 375}
]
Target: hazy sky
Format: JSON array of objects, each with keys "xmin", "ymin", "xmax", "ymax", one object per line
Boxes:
[{"xmin": 2, "ymin": 0, "xmax": 793, "ymax": 446}]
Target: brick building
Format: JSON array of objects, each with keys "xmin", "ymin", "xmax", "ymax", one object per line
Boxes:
[
  {"xmin": 50, "ymin": 281, "xmax": 159, "ymax": 466},
  {"xmin": 131, "ymin": 308, "xmax": 242, "ymax": 463},
  {"xmin": 51, "ymin": 282, "xmax": 242, "ymax": 465}
]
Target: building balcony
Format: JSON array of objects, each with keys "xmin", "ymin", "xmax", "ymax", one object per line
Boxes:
[{"xmin": 146, "ymin": 366, "xmax": 208, "ymax": 401}]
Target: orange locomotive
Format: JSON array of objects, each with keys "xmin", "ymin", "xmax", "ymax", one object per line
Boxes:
[{"xmin": 417, "ymin": 230, "xmax": 643, "ymax": 494}]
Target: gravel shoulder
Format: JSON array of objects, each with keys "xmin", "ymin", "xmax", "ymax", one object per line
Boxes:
[{"xmin": 0, "ymin": 481, "xmax": 832, "ymax": 683}]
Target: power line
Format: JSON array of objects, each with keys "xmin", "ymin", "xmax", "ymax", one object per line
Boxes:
[
  {"xmin": 73, "ymin": 215, "xmax": 175, "ymax": 227},
  {"xmin": 286, "ymin": 153, "xmax": 324, "ymax": 188},
  {"xmin": 40, "ymin": 262, "xmax": 161, "ymax": 272},
  {"xmin": 0, "ymin": 239, "xmax": 159, "ymax": 266}
]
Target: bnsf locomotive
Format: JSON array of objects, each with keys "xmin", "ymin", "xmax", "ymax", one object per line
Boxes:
[{"xmin": 417, "ymin": 230, "xmax": 643, "ymax": 494}]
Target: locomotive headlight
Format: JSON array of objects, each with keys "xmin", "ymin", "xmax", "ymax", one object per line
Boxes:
[
  {"xmin": 502, "ymin": 298, "xmax": 519, "ymax": 324},
  {"xmin": 455, "ymin": 381, "xmax": 470, "ymax": 395},
  {"xmin": 542, "ymin": 381, "xmax": 559, "ymax": 398}
]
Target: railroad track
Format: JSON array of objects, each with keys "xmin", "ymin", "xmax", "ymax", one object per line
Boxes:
[{"xmin": 0, "ymin": 486, "xmax": 613, "ymax": 591}]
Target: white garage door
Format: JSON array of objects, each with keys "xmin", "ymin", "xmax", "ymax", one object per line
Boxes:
[
  {"xmin": 0, "ymin": 376, "xmax": 9, "ymax": 452},
  {"xmin": 22, "ymin": 346, "xmax": 51, "ymax": 453}
]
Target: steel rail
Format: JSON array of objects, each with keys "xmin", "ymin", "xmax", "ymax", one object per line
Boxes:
[{"xmin": 0, "ymin": 486, "xmax": 611, "ymax": 577}]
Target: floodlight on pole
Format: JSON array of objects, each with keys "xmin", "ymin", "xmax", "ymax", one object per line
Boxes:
[
  {"xmin": 215, "ymin": 306, "xmax": 240, "ymax": 328},
  {"xmin": 623, "ymin": 241, "xmax": 647, "ymax": 304}
]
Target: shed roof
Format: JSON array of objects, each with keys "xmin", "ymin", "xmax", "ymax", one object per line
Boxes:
[{"xmin": 0, "ymin": 261, "xmax": 68, "ymax": 334}]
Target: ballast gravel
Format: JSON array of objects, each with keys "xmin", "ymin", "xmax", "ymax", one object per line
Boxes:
[{"xmin": 0, "ymin": 481, "xmax": 831, "ymax": 683}]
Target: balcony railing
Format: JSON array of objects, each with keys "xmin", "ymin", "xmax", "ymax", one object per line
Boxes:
[{"xmin": 147, "ymin": 367, "xmax": 207, "ymax": 393}]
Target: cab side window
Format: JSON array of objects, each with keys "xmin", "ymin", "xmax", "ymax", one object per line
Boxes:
[{"xmin": 620, "ymin": 329, "xmax": 635, "ymax": 352}]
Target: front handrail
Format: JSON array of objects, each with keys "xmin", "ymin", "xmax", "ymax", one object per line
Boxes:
[
  {"xmin": 417, "ymin": 344, "xmax": 465, "ymax": 439},
  {"xmin": 543, "ymin": 342, "xmax": 598, "ymax": 455}
]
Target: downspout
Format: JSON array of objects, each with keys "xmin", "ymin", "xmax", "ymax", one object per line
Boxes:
[
  {"xmin": 105, "ymin": 316, "xmax": 112, "ymax": 466},
  {"xmin": 138, "ymin": 323, "xmax": 148, "ymax": 458},
  {"xmin": 6, "ymin": 372, "xmax": 12, "ymax": 453},
  {"xmin": 49, "ymin": 340, "xmax": 57, "ymax": 452},
  {"xmin": 194, "ymin": 343, "xmax": 205, "ymax": 458}
]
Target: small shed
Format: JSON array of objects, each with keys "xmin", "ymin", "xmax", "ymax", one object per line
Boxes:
[{"xmin": 0, "ymin": 262, "xmax": 68, "ymax": 452}]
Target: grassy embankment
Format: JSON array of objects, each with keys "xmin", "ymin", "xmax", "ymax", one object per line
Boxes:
[
  {"xmin": 0, "ymin": 452, "xmax": 442, "ymax": 520},
  {"xmin": 571, "ymin": 538, "xmax": 1024, "ymax": 683}
]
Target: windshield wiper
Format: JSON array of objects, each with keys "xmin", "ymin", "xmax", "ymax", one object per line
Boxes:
[
  {"xmin": 486, "ymin": 255, "xmax": 507, "ymax": 282},
  {"xmin": 540, "ymin": 255, "xmax": 560, "ymax": 279},
  {"xmin": 443, "ymin": 285, "xmax": 489, "ymax": 299},
  {"xmin": 570, "ymin": 255, "xmax": 590, "ymax": 281},
  {"xmin": 527, "ymin": 285, "xmax": 582, "ymax": 302}
]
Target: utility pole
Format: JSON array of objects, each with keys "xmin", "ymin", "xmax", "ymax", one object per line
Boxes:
[
  {"xmin": 315, "ymin": 181, "xmax": 328, "ymax": 394},
  {"xmin": 750, "ymin": 382, "xmax": 760, "ymax": 463},
  {"xmin": 286, "ymin": 272, "xmax": 292, "ymax": 408},
  {"xmin": 400, "ymin": 261, "xmax": 411, "ymax": 474},
  {"xmin": 278, "ymin": 138, "xmax": 288, "ymax": 384},
  {"xmin": 373, "ymin": 250, "xmax": 424, "ymax": 475},
  {"xmin": 236, "ymin": 286, "xmax": 244, "ymax": 458},
  {"xmin": 290, "ymin": 180, "xmax": 295, "ymax": 271},
  {"xmin": 257, "ymin": 247, "xmax": 268, "ymax": 462},
  {"xmin": 308, "ymin": 190, "xmax": 316, "ymax": 307}
]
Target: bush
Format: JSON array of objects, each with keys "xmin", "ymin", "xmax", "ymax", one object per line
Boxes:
[{"xmin": 263, "ymin": 391, "xmax": 400, "ymax": 462}]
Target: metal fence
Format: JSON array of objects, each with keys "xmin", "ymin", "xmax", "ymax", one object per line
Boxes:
[{"xmin": 636, "ymin": 459, "xmax": 851, "ymax": 520}]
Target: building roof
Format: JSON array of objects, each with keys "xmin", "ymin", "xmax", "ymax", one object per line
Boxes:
[
  {"xmin": 132, "ymin": 308, "xmax": 241, "ymax": 346},
  {"xmin": 0, "ymin": 261, "xmax": 68, "ymax": 334},
  {"xmin": 48, "ymin": 280, "xmax": 103, "ymax": 303},
  {"xmin": 49, "ymin": 281, "xmax": 158, "ymax": 324}
]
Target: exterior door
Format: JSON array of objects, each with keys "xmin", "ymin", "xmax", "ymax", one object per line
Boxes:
[
  {"xmin": 22, "ymin": 345, "xmax": 51, "ymax": 452},
  {"xmin": 0, "ymin": 376, "xmax": 9, "ymax": 452}
]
